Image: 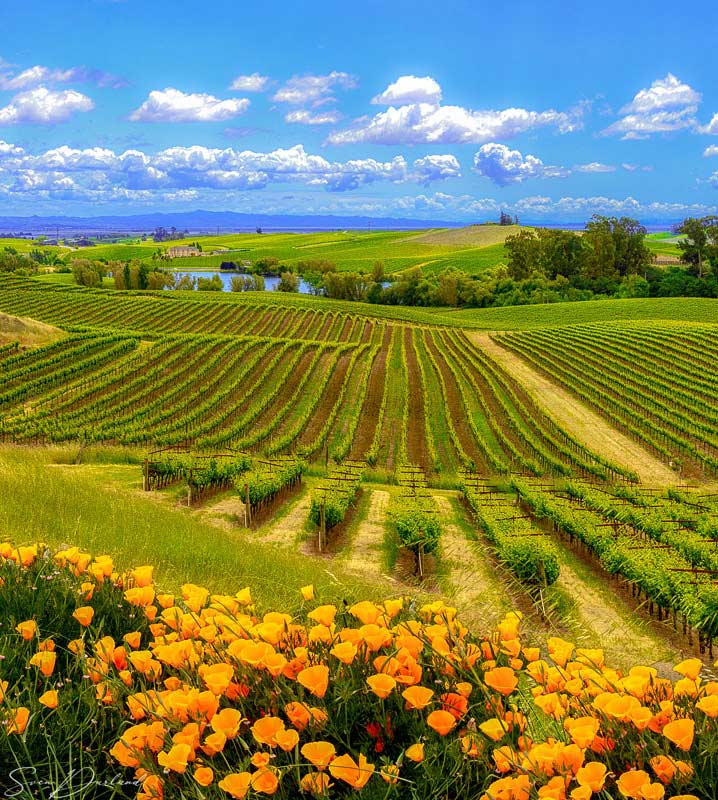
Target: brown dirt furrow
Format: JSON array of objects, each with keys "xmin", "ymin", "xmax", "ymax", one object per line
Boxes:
[
  {"xmin": 403, "ymin": 328, "xmax": 430, "ymax": 471},
  {"xmin": 315, "ymin": 313, "xmax": 334, "ymax": 341},
  {"xmin": 248, "ymin": 348, "xmax": 318, "ymax": 432},
  {"xmin": 349, "ymin": 326, "xmax": 392, "ymax": 459},
  {"xmin": 267, "ymin": 350, "xmax": 337, "ymax": 443},
  {"xmin": 343, "ymin": 489, "xmax": 391, "ymax": 578},
  {"xmin": 295, "ymin": 311, "xmax": 317, "ymax": 340},
  {"xmin": 298, "ymin": 349, "xmax": 353, "ymax": 451},
  {"xmin": 423, "ymin": 331, "xmax": 487, "ymax": 471},
  {"xmin": 337, "ymin": 316, "xmax": 353, "ymax": 342},
  {"xmin": 270, "ymin": 309, "xmax": 297, "ymax": 339},
  {"xmin": 441, "ymin": 331, "xmax": 529, "ymax": 461},
  {"xmin": 361, "ymin": 320, "xmax": 374, "ymax": 343},
  {"xmin": 470, "ymin": 332, "xmax": 677, "ymax": 486}
]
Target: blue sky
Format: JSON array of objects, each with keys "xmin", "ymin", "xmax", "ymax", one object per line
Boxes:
[{"xmin": 1, "ymin": 0, "xmax": 717, "ymax": 222}]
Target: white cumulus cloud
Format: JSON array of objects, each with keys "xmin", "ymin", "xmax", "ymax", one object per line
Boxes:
[
  {"xmin": 0, "ymin": 87, "xmax": 94, "ymax": 125},
  {"xmin": 0, "ymin": 64, "xmax": 127, "ymax": 90},
  {"xmin": 285, "ymin": 109, "xmax": 343, "ymax": 125},
  {"xmin": 704, "ymin": 145, "xmax": 718, "ymax": 157},
  {"xmin": 272, "ymin": 72, "xmax": 356, "ymax": 106},
  {"xmin": 229, "ymin": 73, "xmax": 270, "ymax": 92},
  {"xmin": 621, "ymin": 163, "xmax": 653, "ymax": 172},
  {"xmin": 328, "ymin": 101, "xmax": 581, "ymax": 146},
  {"xmin": 698, "ymin": 113, "xmax": 718, "ymax": 135},
  {"xmin": 574, "ymin": 162, "xmax": 616, "ymax": 173},
  {"xmin": 602, "ymin": 74, "xmax": 701, "ymax": 139},
  {"xmin": 472, "ymin": 143, "xmax": 569, "ymax": 186},
  {"xmin": 371, "ymin": 75, "xmax": 442, "ymax": 106},
  {"xmin": 412, "ymin": 154, "xmax": 461, "ymax": 183},
  {"xmin": 129, "ymin": 88, "xmax": 250, "ymax": 123},
  {"xmin": 0, "ymin": 139, "xmax": 458, "ymax": 199}
]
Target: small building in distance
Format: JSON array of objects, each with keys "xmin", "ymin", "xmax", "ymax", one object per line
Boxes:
[
  {"xmin": 653, "ymin": 254, "xmax": 682, "ymax": 266},
  {"xmin": 167, "ymin": 246, "xmax": 201, "ymax": 258}
]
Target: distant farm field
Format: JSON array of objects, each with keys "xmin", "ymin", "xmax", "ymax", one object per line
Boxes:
[{"xmin": 4, "ymin": 225, "xmax": 524, "ymax": 275}]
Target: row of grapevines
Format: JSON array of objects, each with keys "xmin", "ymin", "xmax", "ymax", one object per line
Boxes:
[
  {"xmin": 462, "ymin": 480, "xmax": 559, "ymax": 586},
  {"xmin": 512, "ymin": 478, "xmax": 718, "ymax": 638},
  {"xmin": 309, "ymin": 464, "xmax": 363, "ymax": 531}
]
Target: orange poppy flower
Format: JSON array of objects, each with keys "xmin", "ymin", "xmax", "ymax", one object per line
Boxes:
[
  {"xmin": 301, "ymin": 741, "xmax": 336, "ymax": 770},
  {"xmin": 29, "ymin": 651, "xmax": 56, "ymax": 677},
  {"xmin": 547, "ymin": 637, "xmax": 574, "ymax": 667},
  {"xmin": 157, "ymin": 743, "xmax": 192, "ymax": 774},
  {"xmin": 349, "ymin": 601, "xmax": 382, "ymax": 625},
  {"xmin": 673, "ymin": 658, "xmax": 702, "ymax": 681},
  {"xmin": 285, "ymin": 701, "xmax": 311, "ymax": 731},
  {"xmin": 16, "ymin": 620, "xmax": 37, "ymax": 640},
  {"xmin": 479, "ymin": 718, "xmax": 507, "ymax": 742},
  {"xmin": 483, "ymin": 667, "xmax": 518, "ymax": 696},
  {"xmin": 211, "ymin": 708, "xmax": 243, "ymax": 739},
  {"xmin": 330, "ymin": 641, "xmax": 357, "ymax": 665},
  {"xmin": 275, "ymin": 727, "xmax": 299, "ymax": 752},
  {"xmin": 576, "ymin": 761, "xmax": 607, "ymax": 791},
  {"xmin": 202, "ymin": 731, "xmax": 226, "ymax": 757},
  {"xmin": 402, "ymin": 685, "xmax": 434, "ymax": 710},
  {"xmin": 427, "ymin": 709, "xmax": 456, "ymax": 736},
  {"xmin": 441, "ymin": 692, "xmax": 468, "ymax": 719},
  {"xmin": 649, "ymin": 755, "xmax": 675, "ymax": 784},
  {"xmin": 39, "ymin": 690, "xmax": 58, "ymax": 709},
  {"xmin": 194, "ymin": 766, "xmax": 214, "ymax": 786},
  {"xmin": 405, "ymin": 742, "xmax": 424, "ymax": 762},
  {"xmin": 130, "ymin": 565, "xmax": 154, "ymax": 587},
  {"xmin": 251, "ymin": 768, "xmax": 279, "ymax": 795},
  {"xmin": 638, "ymin": 783, "xmax": 666, "ymax": 800},
  {"xmin": 329, "ymin": 753, "xmax": 374, "ymax": 789},
  {"xmin": 201, "ymin": 663, "xmax": 235, "ymax": 695},
  {"xmin": 7, "ymin": 707, "xmax": 29, "ymax": 735},
  {"xmin": 252, "ymin": 716, "xmax": 285, "ymax": 747},
  {"xmin": 663, "ymin": 719, "xmax": 694, "ymax": 751},
  {"xmin": 367, "ymin": 673, "xmax": 396, "ymax": 699},
  {"xmin": 297, "ymin": 665, "xmax": 329, "ymax": 698},
  {"xmin": 696, "ymin": 695, "xmax": 718, "ymax": 718},
  {"xmin": 300, "ymin": 584, "xmax": 314, "ymax": 600},
  {"xmin": 218, "ymin": 772, "xmax": 252, "ymax": 799},
  {"xmin": 73, "ymin": 606, "xmax": 94, "ymax": 627},
  {"xmin": 123, "ymin": 631, "xmax": 142, "ymax": 649},
  {"xmin": 616, "ymin": 770, "xmax": 650, "ymax": 799},
  {"xmin": 308, "ymin": 605, "xmax": 337, "ymax": 627}
]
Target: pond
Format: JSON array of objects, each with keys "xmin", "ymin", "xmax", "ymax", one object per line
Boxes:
[{"xmin": 170, "ymin": 271, "xmax": 314, "ymax": 294}]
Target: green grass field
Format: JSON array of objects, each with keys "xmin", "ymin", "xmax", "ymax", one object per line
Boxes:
[{"xmin": 10, "ymin": 225, "xmax": 520, "ymax": 276}]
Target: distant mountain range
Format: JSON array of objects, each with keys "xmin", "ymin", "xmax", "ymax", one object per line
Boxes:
[
  {"xmin": 0, "ymin": 210, "xmax": 465, "ymax": 236},
  {"xmin": 0, "ymin": 210, "xmax": 677, "ymax": 237}
]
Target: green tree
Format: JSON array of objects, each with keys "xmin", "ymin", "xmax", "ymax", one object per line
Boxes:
[
  {"xmin": 505, "ymin": 230, "xmax": 540, "ymax": 279},
  {"xmin": 276, "ymin": 272, "xmax": 300, "ymax": 292},
  {"xmin": 677, "ymin": 216, "xmax": 718, "ymax": 278},
  {"xmin": 584, "ymin": 215, "xmax": 650, "ymax": 278}
]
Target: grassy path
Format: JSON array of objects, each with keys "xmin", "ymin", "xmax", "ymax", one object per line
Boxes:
[
  {"xmin": 433, "ymin": 495, "xmax": 510, "ymax": 629},
  {"xmin": 341, "ymin": 489, "xmax": 391, "ymax": 580},
  {"xmin": 551, "ymin": 549, "xmax": 679, "ymax": 671}
]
